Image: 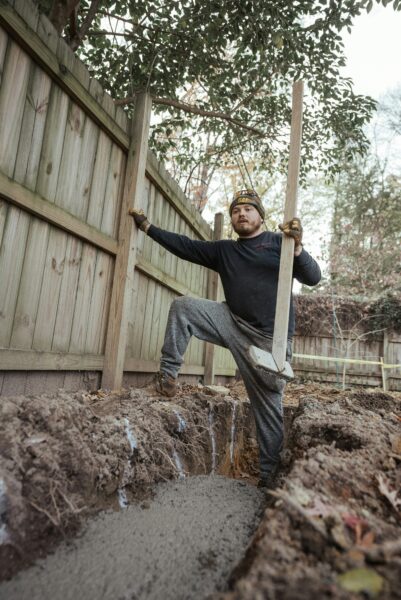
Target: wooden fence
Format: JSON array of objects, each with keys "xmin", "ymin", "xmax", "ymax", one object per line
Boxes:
[
  {"xmin": 292, "ymin": 332, "xmax": 401, "ymax": 391},
  {"xmin": 0, "ymin": 0, "xmax": 236, "ymax": 396},
  {"xmin": 0, "ymin": 1, "xmax": 399, "ymax": 397}
]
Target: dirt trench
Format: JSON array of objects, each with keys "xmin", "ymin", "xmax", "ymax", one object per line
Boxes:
[{"xmin": 0, "ymin": 381, "xmax": 400, "ymax": 599}]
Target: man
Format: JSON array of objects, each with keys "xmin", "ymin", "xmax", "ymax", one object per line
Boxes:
[{"xmin": 130, "ymin": 189, "xmax": 321, "ymax": 488}]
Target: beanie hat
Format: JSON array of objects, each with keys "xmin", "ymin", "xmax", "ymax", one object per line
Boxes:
[{"xmin": 229, "ymin": 189, "xmax": 265, "ymax": 219}]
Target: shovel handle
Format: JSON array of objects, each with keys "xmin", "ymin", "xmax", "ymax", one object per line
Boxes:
[{"xmin": 272, "ymin": 81, "xmax": 304, "ymax": 371}]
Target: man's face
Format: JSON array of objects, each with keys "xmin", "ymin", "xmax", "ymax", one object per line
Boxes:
[{"xmin": 231, "ymin": 204, "xmax": 263, "ymax": 237}]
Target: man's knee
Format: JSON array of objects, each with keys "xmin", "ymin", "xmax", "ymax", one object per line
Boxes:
[{"xmin": 171, "ymin": 296, "xmax": 203, "ymax": 312}]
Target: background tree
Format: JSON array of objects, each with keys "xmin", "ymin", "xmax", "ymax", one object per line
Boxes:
[
  {"xmin": 33, "ymin": 0, "xmax": 401, "ymax": 210},
  {"xmin": 328, "ymin": 158, "xmax": 401, "ymax": 298}
]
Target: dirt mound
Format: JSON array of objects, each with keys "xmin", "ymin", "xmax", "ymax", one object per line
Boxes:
[
  {"xmin": 0, "ymin": 383, "xmax": 255, "ymax": 581},
  {"xmin": 220, "ymin": 388, "xmax": 401, "ymax": 599}
]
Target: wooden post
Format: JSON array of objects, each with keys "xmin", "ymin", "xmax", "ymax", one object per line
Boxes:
[
  {"xmin": 381, "ymin": 329, "xmax": 389, "ymax": 391},
  {"xmin": 203, "ymin": 212, "xmax": 224, "ymax": 385},
  {"xmin": 271, "ymin": 80, "xmax": 304, "ymax": 372},
  {"xmin": 102, "ymin": 92, "xmax": 152, "ymax": 390}
]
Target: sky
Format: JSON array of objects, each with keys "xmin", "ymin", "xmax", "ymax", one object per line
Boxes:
[{"xmin": 341, "ymin": 3, "xmax": 401, "ymax": 100}]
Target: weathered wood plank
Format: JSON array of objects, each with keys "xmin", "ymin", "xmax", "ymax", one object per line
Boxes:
[
  {"xmin": 86, "ymin": 130, "xmax": 112, "ymax": 229},
  {"xmin": 102, "ymin": 93, "xmax": 152, "ymax": 389},
  {"xmin": 101, "ymin": 144, "xmax": 125, "ymax": 238},
  {"xmin": 69, "ymin": 244, "xmax": 97, "ymax": 353},
  {"xmin": 203, "ymin": 214, "xmax": 223, "ymax": 384},
  {"xmin": 14, "ymin": 65, "xmax": 52, "ymax": 187},
  {"xmin": 36, "ymin": 12, "xmax": 58, "ymax": 54},
  {"xmin": 130, "ymin": 272, "xmax": 148, "ymax": 359},
  {"xmin": 0, "ymin": 40, "xmax": 30, "ymax": 176},
  {"xmin": 0, "ymin": 26, "xmax": 8, "ymax": 81},
  {"xmin": 36, "ymin": 85, "xmax": 69, "ymax": 202},
  {"xmin": 85, "ymin": 252, "xmax": 113, "ymax": 354},
  {"xmin": 135, "ymin": 256, "xmax": 201, "ymax": 298},
  {"xmin": 14, "ymin": 0, "xmax": 39, "ymax": 31},
  {"xmin": 0, "ymin": 3, "xmax": 129, "ymax": 150},
  {"xmin": 56, "ymin": 102, "xmax": 86, "ymax": 214},
  {"xmin": 74, "ymin": 115, "xmax": 99, "ymax": 221},
  {"xmin": 33, "ymin": 229, "xmax": 68, "ymax": 351},
  {"xmin": 52, "ymin": 236, "xmax": 82, "ymax": 352},
  {"xmin": 149, "ymin": 283, "xmax": 164, "ymax": 361},
  {"xmin": 140, "ymin": 279, "xmax": 156, "ymax": 361},
  {"xmin": 10, "ymin": 218, "xmax": 49, "ymax": 349},
  {"xmin": 272, "ymin": 81, "xmax": 303, "ymax": 372},
  {"xmin": 0, "ymin": 348, "xmax": 104, "ymax": 370},
  {"xmin": 1, "ymin": 372, "xmax": 27, "ymax": 394},
  {"xmin": 0, "ymin": 206, "xmax": 30, "ymax": 346},
  {"xmin": 146, "ymin": 151, "xmax": 212, "ymax": 241},
  {"xmin": 0, "ymin": 170, "xmax": 118, "ymax": 255},
  {"xmin": 0, "ymin": 199, "xmax": 7, "ymax": 246}
]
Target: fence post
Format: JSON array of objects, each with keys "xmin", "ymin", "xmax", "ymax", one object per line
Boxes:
[
  {"xmin": 203, "ymin": 212, "xmax": 224, "ymax": 385},
  {"xmin": 381, "ymin": 329, "xmax": 389, "ymax": 392},
  {"xmin": 102, "ymin": 92, "xmax": 152, "ymax": 390}
]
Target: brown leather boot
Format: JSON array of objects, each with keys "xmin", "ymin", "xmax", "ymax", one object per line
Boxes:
[{"xmin": 155, "ymin": 372, "xmax": 177, "ymax": 398}]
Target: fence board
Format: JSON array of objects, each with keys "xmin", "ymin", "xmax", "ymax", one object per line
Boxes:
[
  {"xmin": 33, "ymin": 228, "xmax": 67, "ymax": 351},
  {"xmin": 0, "ymin": 27, "xmax": 7, "ymax": 77},
  {"xmin": 0, "ymin": 199, "xmax": 7, "ymax": 246},
  {"xmin": 10, "ymin": 218, "xmax": 49, "ymax": 349},
  {"xmin": 36, "ymin": 85, "xmax": 69, "ymax": 202},
  {"xmin": 101, "ymin": 144, "xmax": 125, "ymax": 238},
  {"xmin": 0, "ymin": 40, "xmax": 30, "ymax": 177},
  {"xmin": 56, "ymin": 102, "xmax": 85, "ymax": 214},
  {"xmin": 0, "ymin": 206, "xmax": 30, "ymax": 346},
  {"xmin": 52, "ymin": 236, "xmax": 82, "ymax": 352},
  {"xmin": 74, "ymin": 115, "xmax": 99, "ymax": 221},
  {"xmin": 85, "ymin": 252, "xmax": 113, "ymax": 354},
  {"xmin": 69, "ymin": 244, "xmax": 97, "ymax": 353},
  {"xmin": 86, "ymin": 131, "xmax": 112, "ymax": 229}
]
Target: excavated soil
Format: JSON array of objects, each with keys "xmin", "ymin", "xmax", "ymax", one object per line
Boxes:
[{"xmin": 0, "ymin": 381, "xmax": 400, "ymax": 599}]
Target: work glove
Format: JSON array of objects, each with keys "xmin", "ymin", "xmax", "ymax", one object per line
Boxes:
[
  {"xmin": 129, "ymin": 208, "xmax": 150, "ymax": 232},
  {"xmin": 279, "ymin": 217, "xmax": 303, "ymax": 252}
]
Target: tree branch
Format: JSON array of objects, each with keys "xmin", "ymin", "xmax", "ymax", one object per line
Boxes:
[
  {"xmin": 70, "ymin": 0, "xmax": 104, "ymax": 51},
  {"xmin": 115, "ymin": 95, "xmax": 264, "ymax": 136}
]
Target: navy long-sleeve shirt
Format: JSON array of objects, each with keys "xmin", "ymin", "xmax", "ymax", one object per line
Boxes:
[{"xmin": 148, "ymin": 226, "xmax": 321, "ymax": 338}]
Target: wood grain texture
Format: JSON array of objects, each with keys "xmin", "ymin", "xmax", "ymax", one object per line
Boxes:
[
  {"xmin": 10, "ymin": 217, "xmax": 49, "ymax": 349},
  {"xmin": 69, "ymin": 244, "xmax": 97, "ymax": 353},
  {"xmin": 36, "ymin": 85, "xmax": 69, "ymax": 202},
  {"xmin": 52, "ymin": 236, "xmax": 82, "ymax": 352},
  {"xmin": 102, "ymin": 93, "xmax": 152, "ymax": 389},
  {"xmin": 272, "ymin": 81, "xmax": 303, "ymax": 371},
  {"xmin": 0, "ymin": 348, "xmax": 103, "ymax": 370},
  {"xmin": 32, "ymin": 228, "xmax": 67, "ymax": 351},
  {"xmin": 0, "ymin": 170, "xmax": 118, "ymax": 255},
  {"xmin": 0, "ymin": 40, "xmax": 30, "ymax": 176},
  {"xmin": 0, "ymin": 206, "xmax": 30, "ymax": 347},
  {"xmin": 0, "ymin": 2, "xmax": 129, "ymax": 149}
]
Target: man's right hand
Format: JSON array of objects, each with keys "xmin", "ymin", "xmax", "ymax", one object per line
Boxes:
[{"xmin": 129, "ymin": 208, "xmax": 150, "ymax": 233}]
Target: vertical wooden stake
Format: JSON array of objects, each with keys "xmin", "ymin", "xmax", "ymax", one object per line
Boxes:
[
  {"xmin": 203, "ymin": 212, "xmax": 224, "ymax": 385},
  {"xmin": 381, "ymin": 329, "xmax": 389, "ymax": 391},
  {"xmin": 102, "ymin": 92, "xmax": 152, "ymax": 390},
  {"xmin": 272, "ymin": 81, "xmax": 304, "ymax": 371}
]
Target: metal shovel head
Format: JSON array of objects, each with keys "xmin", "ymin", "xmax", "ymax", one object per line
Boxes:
[{"xmin": 248, "ymin": 345, "xmax": 294, "ymax": 381}]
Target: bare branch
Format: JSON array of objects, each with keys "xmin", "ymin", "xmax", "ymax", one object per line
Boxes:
[
  {"xmin": 70, "ymin": 0, "xmax": 104, "ymax": 51},
  {"xmin": 115, "ymin": 95, "xmax": 264, "ymax": 136}
]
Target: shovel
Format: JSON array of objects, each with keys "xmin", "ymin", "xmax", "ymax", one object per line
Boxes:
[{"xmin": 249, "ymin": 80, "xmax": 304, "ymax": 380}]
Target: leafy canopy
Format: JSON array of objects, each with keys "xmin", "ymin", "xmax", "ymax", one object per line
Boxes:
[{"xmin": 37, "ymin": 0, "xmax": 400, "ymax": 182}]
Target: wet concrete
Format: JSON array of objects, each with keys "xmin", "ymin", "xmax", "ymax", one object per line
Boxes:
[{"xmin": 0, "ymin": 475, "xmax": 264, "ymax": 600}]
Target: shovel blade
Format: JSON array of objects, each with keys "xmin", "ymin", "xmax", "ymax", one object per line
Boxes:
[{"xmin": 248, "ymin": 345, "xmax": 294, "ymax": 381}]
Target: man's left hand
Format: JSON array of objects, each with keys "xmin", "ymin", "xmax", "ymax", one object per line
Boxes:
[{"xmin": 279, "ymin": 218, "xmax": 303, "ymax": 255}]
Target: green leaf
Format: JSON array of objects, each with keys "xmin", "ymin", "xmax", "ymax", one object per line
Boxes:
[{"xmin": 337, "ymin": 568, "xmax": 384, "ymax": 595}]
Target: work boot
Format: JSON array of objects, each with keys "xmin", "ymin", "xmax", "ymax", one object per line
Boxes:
[{"xmin": 155, "ymin": 372, "xmax": 177, "ymax": 398}]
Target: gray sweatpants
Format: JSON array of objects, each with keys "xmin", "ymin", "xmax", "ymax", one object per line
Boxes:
[{"xmin": 159, "ymin": 297, "xmax": 292, "ymax": 478}]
